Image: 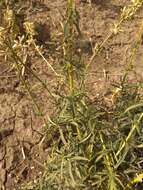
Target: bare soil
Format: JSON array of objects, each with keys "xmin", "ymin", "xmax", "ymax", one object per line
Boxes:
[{"xmin": 0, "ymin": 0, "xmax": 143, "ymax": 189}]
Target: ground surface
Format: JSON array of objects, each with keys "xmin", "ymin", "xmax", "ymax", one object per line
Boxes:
[{"xmin": 0, "ymin": 0, "xmax": 143, "ymax": 189}]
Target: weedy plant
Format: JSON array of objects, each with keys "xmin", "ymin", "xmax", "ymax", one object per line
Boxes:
[
  {"xmin": 0, "ymin": 0, "xmax": 59, "ymax": 118},
  {"xmin": 21, "ymin": 0, "xmax": 143, "ymax": 190},
  {"xmin": 1, "ymin": 0, "xmax": 143, "ymax": 190}
]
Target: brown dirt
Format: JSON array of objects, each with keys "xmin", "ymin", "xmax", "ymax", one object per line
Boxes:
[{"xmin": 0, "ymin": 0, "xmax": 143, "ymax": 189}]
